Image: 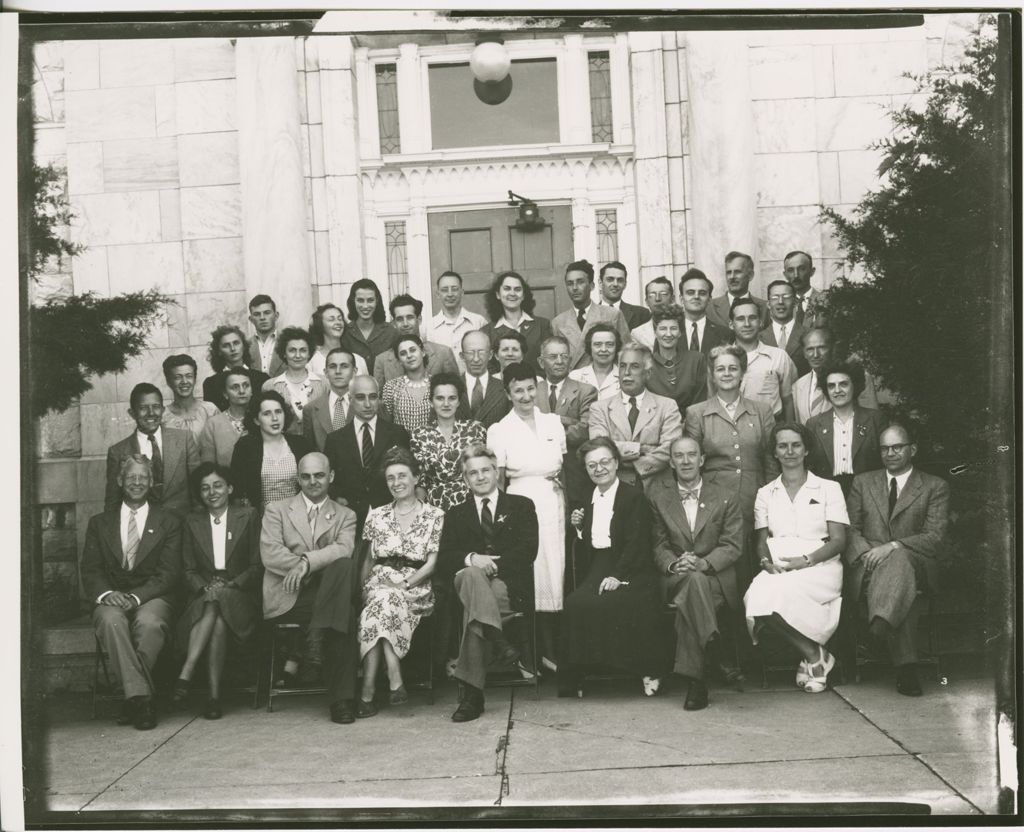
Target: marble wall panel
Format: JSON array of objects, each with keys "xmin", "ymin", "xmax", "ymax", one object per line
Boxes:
[
  {"xmin": 812, "ymin": 45, "xmax": 835, "ymax": 98},
  {"xmin": 160, "ymin": 189, "xmax": 181, "ymax": 241},
  {"xmin": 178, "ymin": 132, "xmax": 240, "ymax": 187},
  {"xmin": 313, "ymin": 230, "xmax": 331, "ymax": 284},
  {"xmin": 629, "ymin": 47, "xmax": 668, "ymax": 161},
  {"xmin": 754, "ymin": 152, "xmax": 819, "ymax": 208},
  {"xmin": 306, "ymin": 71, "xmax": 322, "ymax": 124},
  {"xmin": 817, "ymin": 152, "xmax": 841, "ymax": 205},
  {"xmin": 155, "ymin": 84, "xmax": 177, "ymax": 136},
  {"xmin": 185, "ymin": 290, "xmax": 247, "ymax": 346},
  {"xmin": 175, "ymin": 79, "xmax": 237, "ymax": 135},
  {"xmin": 65, "ymin": 87, "xmax": 155, "ymax": 142},
  {"xmin": 77, "ymin": 461, "xmax": 107, "ymax": 502},
  {"xmin": 80, "ymin": 402, "xmax": 136, "ymax": 458},
  {"xmin": 633, "ymin": 158, "xmax": 673, "ymax": 268},
  {"xmin": 756, "ymin": 205, "xmax": 823, "ymax": 262},
  {"xmin": 183, "ymin": 237, "xmax": 244, "ymax": 294},
  {"xmin": 70, "ymin": 246, "xmax": 109, "ymax": 295},
  {"xmin": 79, "ymin": 370, "xmax": 118, "ymax": 406},
  {"xmin": 102, "ymin": 136, "xmax": 179, "ymax": 191},
  {"xmin": 64, "ymin": 41, "xmax": 99, "ymax": 91},
  {"xmin": 71, "ymin": 191, "xmax": 162, "ymax": 247},
  {"xmin": 752, "ymin": 98, "xmax": 816, "ymax": 154},
  {"xmin": 114, "ymin": 346, "xmax": 176, "ymax": 407},
  {"xmin": 815, "ymin": 96, "xmax": 893, "ymax": 152},
  {"xmin": 179, "ymin": 184, "xmax": 242, "ymax": 239},
  {"xmin": 670, "ymin": 210, "xmax": 688, "ymax": 266},
  {"xmin": 662, "ymin": 48, "xmax": 680, "ymax": 104},
  {"xmin": 36, "ymin": 408, "xmax": 82, "ymax": 461},
  {"xmin": 667, "ymin": 156, "xmax": 685, "ymax": 212},
  {"xmin": 838, "ymin": 149, "xmax": 885, "ymax": 203},
  {"xmin": 748, "ymin": 45, "xmax": 815, "ymax": 100},
  {"xmin": 664, "ymin": 102, "xmax": 684, "ymax": 158},
  {"xmin": 107, "ymin": 241, "xmax": 185, "ymax": 296},
  {"xmin": 34, "ymin": 126, "xmax": 67, "ymax": 161},
  {"xmin": 36, "ymin": 459, "xmax": 80, "ymax": 502},
  {"xmin": 311, "ymin": 177, "xmax": 328, "ymax": 231},
  {"xmin": 165, "ymin": 294, "xmax": 191, "ymax": 349},
  {"xmin": 173, "ymin": 38, "xmax": 235, "ymax": 82},
  {"xmin": 66, "ymin": 141, "xmax": 103, "ymax": 195},
  {"xmin": 297, "ymin": 69, "xmax": 308, "ymax": 124},
  {"xmin": 308, "ymin": 124, "xmax": 325, "ymax": 179},
  {"xmin": 99, "ymin": 40, "xmax": 174, "ymax": 88},
  {"xmin": 833, "ymin": 40, "xmax": 926, "ymax": 97}
]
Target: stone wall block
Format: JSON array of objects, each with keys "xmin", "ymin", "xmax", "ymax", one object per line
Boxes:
[
  {"xmin": 667, "ymin": 156, "xmax": 686, "ymax": 212},
  {"xmin": 180, "ymin": 184, "xmax": 242, "ymax": 239},
  {"xmin": 183, "ymin": 237, "xmax": 244, "ymax": 294},
  {"xmin": 817, "ymin": 152, "xmax": 841, "ymax": 205},
  {"xmin": 754, "ymin": 152, "xmax": 819, "ymax": 207},
  {"xmin": 64, "ymin": 41, "xmax": 99, "ymax": 91},
  {"xmin": 311, "ymin": 177, "xmax": 328, "ymax": 232},
  {"xmin": 113, "ymin": 346, "xmax": 175, "ymax": 405},
  {"xmin": 306, "ymin": 71, "xmax": 322, "ymax": 124},
  {"xmin": 175, "ymin": 79, "xmax": 237, "ymax": 134},
  {"xmin": 185, "ymin": 290, "xmax": 247, "ymax": 346},
  {"xmin": 160, "ymin": 189, "xmax": 182, "ymax": 241},
  {"xmin": 70, "ymin": 247, "xmax": 109, "ymax": 296},
  {"xmin": 34, "ymin": 126, "xmax": 67, "ymax": 164},
  {"xmin": 748, "ymin": 45, "xmax": 815, "ymax": 100},
  {"xmin": 71, "ymin": 191, "xmax": 162, "ymax": 247},
  {"xmin": 815, "ymin": 96, "xmax": 893, "ymax": 152},
  {"xmin": 662, "ymin": 47, "xmax": 680, "ymax": 104},
  {"xmin": 66, "ymin": 87, "xmax": 155, "ymax": 142},
  {"xmin": 36, "ymin": 409, "xmax": 82, "ymax": 460},
  {"xmin": 753, "ymin": 99, "xmax": 816, "ymax": 154},
  {"xmin": 102, "ymin": 136, "xmax": 179, "ymax": 191},
  {"xmin": 155, "ymin": 84, "xmax": 177, "ymax": 137},
  {"xmin": 632, "ymin": 158, "xmax": 673, "ymax": 267},
  {"xmin": 664, "ymin": 102, "xmax": 684, "ymax": 158},
  {"xmin": 757, "ymin": 205, "xmax": 823, "ymax": 262},
  {"xmin": 670, "ymin": 210, "xmax": 688, "ymax": 266},
  {"xmin": 838, "ymin": 149, "xmax": 885, "ymax": 203},
  {"xmin": 812, "ymin": 45, "xmax": 835, "ymax": 98},
  {"xmin": 99, "ymin": 40, "xmax": 173, "ymax": 88},
  {"xmin": 107, "ymin": 241, "xmax": 185, "ymax": 296},
  {"xmin": 37, "ymin": 460, "xmax": 80, "ymax": 502},
  {"xmin": 178, "ymin": 132, "xmax": 240, "ymax": 187},
  {"xmin": 833, "ymin": 40, "xmax": 926, "ymax": 97},
  {"xmin": 164, "ymin": 294, "xmax": 191, "ymax": 349},
  {"xmin": 80, "ymin": 403, "xmax": 135, "ymax": 457},
  {"xmin": 66, "ymin": 141, "xmax": 103, "ymax": 195},
  {"xmin": 174, "ymin": 38, "xmax": 235, "ymax": 82},
  {"xmin": 79, "ymin": 371, "xmax": 118, "ymax": 406}
]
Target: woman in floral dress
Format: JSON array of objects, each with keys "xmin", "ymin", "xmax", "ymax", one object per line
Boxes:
[
  {"xmin": 381, "ymin": 334, "xmax": 433, "ymax": 432},
  {"xmin": 410, "ymin": 373, "xmax": 486, "ymax": 511},
  {"xmin": 356, "ymin": 446, "xmax": 444, "ymax": 717}
]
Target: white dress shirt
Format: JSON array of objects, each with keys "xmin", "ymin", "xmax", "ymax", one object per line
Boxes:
[
  {"xmin": 97, "ymin": 502, "xmax": 150, "ymax": 603},
  {"xmin": 301, "ymin": 493, "xmax": 329, "ymax": 539},
  {"xmin": 254, "ymin": 332, "xmax": 277, "ymax": 372},
  {"xmin": 677, "ymin": 479, "xmax": 702, "ymax": 530},
  {"xmin": 620, "ymin": 389, "xmax": 647, "ymax": 410},
  {"xmin": 772, "ymin": 319, "xmax": 794, "ymax": 349},
  {"xmin": 685, "ymin": 317, "xmax": 707, "ymax": 350},
  {"xmin": 465, "ymin": 372, "xmax": 490, "ymax": 400},
  {"xmin": 716, "ymin": 396, "xmax": 740, "ymax": 422},
  {"xmin": 135, "ymin": 427, "xmax": 163, "ymax": 459},
  {"xmin": 466, "ymin": 489, "xmax": 501, "ymax": 565},
  {"xmin": 328, "ymin": 390, "xmax": 350, "ymax": 423},
  {"xmin": 353, "ymin": 415, "xmax": 378, "ymax": 444},
  {"xmin": 832, "ymin": 411, "xmax": 854, "ymax": 475},
  {"xmin": 590, "ymin": 478, "xmax": 620, "ymax": 549},
  {"xmin": 427, "ymin": 308, "xmax": 488, "ymax": 366},
  {"xmin": 209, "ymin": 511, "xmax": 228, "ymax": 570},
  {"xmin": 630, "ymin": 320, "xmax": 655, "ymax": 349},
  {"xmin": 888, "ymin": 467, "xmax": 914, "ymax": 499}
]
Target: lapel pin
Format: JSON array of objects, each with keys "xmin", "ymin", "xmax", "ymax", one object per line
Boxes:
[
  {"xmin": 147, "ymin": 529, "xmax": 154, "ymax": 534},
  {"xmin": 227, "ymin": 532, "xmax": 233, "ymax": 541}
]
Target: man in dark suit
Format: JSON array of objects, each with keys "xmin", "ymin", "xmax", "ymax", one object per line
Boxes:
[
  {"xmin": 759, "ymin": 279, "xmax": 810, "ymax": 377},
  {"xmin": 437, "ymin": 444, "xmax": 539, "ymax": 722},
  {"xmin": 261, "ymin": 452, "xmax": 361, "ymax": 723},
  {"xmin": 454, "ymin": 330, "xmax": 510, "ymax": 428},
  {"xmin": 678, "ymin": 269, "xmax": 731, "ymax": 355},
  {"xmin": 105, "ymin": 382, "xmax": 200, "ymax": 516},
  {"xmin": 597, "ymin": 261, "xmax": 651, "ymax": 330},
  {"xmin": 82, "ymin": 455, "xmax": 182, "ymax": 730},
  {"xmin": 706, "ymin": 251, "xmax": 769, "ymax": 330},
  {"xmin": 845, "ymin": 422, "xmax": 950, "ymax": 696},
  {"xmin": 304, "ymin": 348, "xmax": 358, "ymax": 451},
  {"xmin": 323, "ymin": 375, "xmax": 410, "ymax": 533},
  {"xmin": 648, "ymin": 436, "xmax": 743, "ymax": 711},
  {"xmin": 783, "ymin": 250, "xmax": 826, "ymax": 328}
]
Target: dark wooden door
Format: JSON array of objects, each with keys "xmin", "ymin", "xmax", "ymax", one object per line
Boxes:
[{"xmin": 426, "ymin": 205, "xmax": 574, "ymax": 320}]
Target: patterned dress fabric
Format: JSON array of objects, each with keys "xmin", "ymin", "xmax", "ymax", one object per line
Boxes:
[
  {"xmin": 260, "ymin": 450, "xmax": 300, "ymax": 507},
  {"xmin": 162, "ymin": 400, "xmax": 220, "ymax": 438},
  {"xmin": 381, "ymin": 375, "xmax": 433, "ymax": 432},
  {"xmin": 410, "ymin": 420, "xmax": 487, "ymax": 511}
]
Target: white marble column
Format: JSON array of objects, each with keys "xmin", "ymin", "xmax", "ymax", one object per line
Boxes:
[
  {"xmin": 559, "ymin": 35, "xmax": 591, "ymax": 145},
  {"xmin": 684, "ymin": 31, "xmax": 758, "ymax": 292},
  {"xmin": 236, "ymin": 37, "xmax": 312, "ymax": 327},
  {"xmin": 397, "ymin": 43, "xmax": 426, "ymax": 154}
]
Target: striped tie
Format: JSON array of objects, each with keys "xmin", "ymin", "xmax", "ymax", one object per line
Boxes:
[{"xmin": 124, "ymin": 510, "xmax": 139, "ymax": 570}]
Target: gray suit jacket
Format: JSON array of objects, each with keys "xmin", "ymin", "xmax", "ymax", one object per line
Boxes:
[
  {"xmin": 589, "ymin": 390, "xmax": 683, "ymax": 483},
  {"xmin": 260, "ymin": 494, "xmax": 357, "ymax": 618},
  {"xmin": 454, "ymin": 374, "xmax": 510, "ymax": 428},
  {"xmin": 198, "ymin": 411, "xmax": 245, "ymax": 468},
  {"xmin": 845, "ymin": 468, "xmax": 950, "ymax": 598},
  {"xmin": 707, "ymin": 294, "xmax": 769, "ymax": 330},
  {"xmin": 302, "ymin": 390, "xmax": 354, "ymax": 452},
  {"xmin": 550, "ymin": 304, "xmax": 632, "ymax": 370},
  {"xmin": 105, "ymin": 428, "xmax": 200, "ymax": 516},
  {"xmin": 535, "ymin": 376, "xmax": 598, "ymax": 448}
]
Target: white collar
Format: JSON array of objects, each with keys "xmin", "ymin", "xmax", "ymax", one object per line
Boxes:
[
  {"xmin": 354, "ymin": 414, "xmax": 378, "ymax": 430},
  {"xmin": 768, "ymin": 470, "xmax": 826, "ymax": 494},
  {"xmin": 473, "ymin": 490, "xmax": 500, "ymax": 510},
  {"xmin": 497, "ymin": 311, "xmax": 534, "ymax": 330},
  {"xmin": 136, "ymin": 427, "xmax": 162, "ymax": 447},
  {"xmin": 466, "ymin": 372, "xmax": 488, "ymax": 389},
  {"xmin": 434, "ymin": 308, "xmax": 471, "ymax": 324},
  {"xmin": 591, "ymin": 477, "xmax": 620, "ymax": 505},
  {"xmin": 727, "ymin": 291, "xmax": 752, "ymax": 304},
  {"xmin": 676, "ymin": 478, "xmax": 703, "ymax": 495},
  {"xmin": 301, "ymin": 493, "xmax": 329, "ymax": 514},
  {"xmin": 889, "ymin": 467, "xmax": 914, "ymax": 490},
  {"xmin": 620, "ymin": 389, "xmax": 646, "ymax": 407},
  {"xmin": 121, "ymin": 502, "xmax": 149, "ymax": 519},
  {"xmin": 601, "ymin": 298, "xmax": 621, "ymax": 309}
]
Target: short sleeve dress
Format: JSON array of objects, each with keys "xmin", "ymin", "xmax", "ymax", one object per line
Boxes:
[
  {"xmin": 381, "ymin": 376, "xmax": 433, "ymax": 433},
  {"xmin": 162, "ymin": 400, "xmax": 220, "ymax": 439},
  {"xmin": 358, "ymin": 502, "xmax": 444, "ymax": 658},
  {"xmin": 410, "ymin": 420, "xmax": 487, "ymax": 511},
  {"xmin": 743, "ymin": 472, "xmax": 850, "ymax": 645}
]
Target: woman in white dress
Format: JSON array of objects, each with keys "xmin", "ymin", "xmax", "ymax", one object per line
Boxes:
[
  {"xmin": 486, "ymin": 361, "xmax": 566, "ymax": 667},
  {"xmin": 568, "ymin": 323, "xmax": 621, "ymax": 401},
  {"xmin": 744, "ymin": 421, "xmax": 849, "ymax": 693}
]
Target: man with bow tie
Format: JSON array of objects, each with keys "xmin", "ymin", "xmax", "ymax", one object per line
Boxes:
[
  {"xmin": 260, "ymin": 452, "xmax": 360, "ymax": 723},
  {"xmin": 82, "ymin": 455, "xmax": 182, "ymax": 730},
  {"xmin": 647, "ymin": 436, "xmax": 743, "ymax": 711},
  {"xmin": 845, "ymin": 422, "xmax": 949, "ymax": 697}
]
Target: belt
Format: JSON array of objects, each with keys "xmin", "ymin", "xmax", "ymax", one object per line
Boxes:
[{"xmin": 376, "ymin": 556, "xmax": 422, "ymax": 571}]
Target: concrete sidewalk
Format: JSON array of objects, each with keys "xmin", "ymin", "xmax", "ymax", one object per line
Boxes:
[{"xmin": 36, "ymin": 669, "xmax": 998, "ymax": 818}]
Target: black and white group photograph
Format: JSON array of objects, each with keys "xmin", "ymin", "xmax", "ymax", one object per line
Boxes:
[{"xmin": 4, "ymin": 3, "xmax": 1019, "ymax": 828}]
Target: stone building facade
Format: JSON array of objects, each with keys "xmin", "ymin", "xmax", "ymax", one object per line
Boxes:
[{"xmin": 29, "ymin": 15, "xmax": 980, "ymax": 619}]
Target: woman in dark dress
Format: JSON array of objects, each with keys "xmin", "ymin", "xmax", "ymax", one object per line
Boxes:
[
  {"xmin": 340, "ymin": 278, "xmax": 396, "ymax": 375},
  {"xmin": 558, "ymin": 436, "xmax": 667, "ymax": 697},
  {"xmin": 481, "ymin": 270, "xmax": 552, "ymax": 373},
  {"xmin": 172, "ymin": 463, "xmax": 262, "ymax": 719}
]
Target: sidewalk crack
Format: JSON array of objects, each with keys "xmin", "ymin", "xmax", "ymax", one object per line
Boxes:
[{"xmin": 493, "ymin": 689, "xmax": 515, "ymax": 806}]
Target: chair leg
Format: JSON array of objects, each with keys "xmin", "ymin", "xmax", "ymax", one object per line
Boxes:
[{"xmin": 266, "ymin": 627, "xmax": 277, "ymax": 713}]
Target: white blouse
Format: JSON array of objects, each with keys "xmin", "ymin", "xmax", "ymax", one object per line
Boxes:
[
  {"xmin": 754, "ymin": 471, "xmax": 849, "ymax": 541},
  {"xmin": 589, "ymin": 478, "xmax": 620, "ymax": 549}
]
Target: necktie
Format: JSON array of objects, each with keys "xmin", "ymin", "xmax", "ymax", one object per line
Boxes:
[
  {"xmin": 470, "ymin": 378, "xmax": 484, "ymax": 416},
  {"xmin": 888, "ymin": 477, "xmax": 898, "ymax": 518},
  {"xmin": 577, "ymin": 308, "xmax": 587, "ymax": 331},
  {"xmin": 680, "ymin": 489, "xmax": 698, "ymax": 502},
  {"xmin": 147, "ymin": 433, "xmax": 164, "ymax": 487},
  {"xmin": 331, "ymin": 396, "xmax": 346, "ymax": 431},
  {"xmin": 308, "ymin": 502, "xmax": 319, "ymax": 537},
  {"xmin": 777, "ymin": 324, "xmax": 788, "ymax": 351},
  {"xmin": 480, "ymin": 497, "xmax": 494, "ymax": 545},
  {"xmin": 361, "ymin": 422, "xmax": 373, "ymax": 467},
  {"xmin": 627, "ymin": 396, "xmax": 639, "ymax": 433},
  {"xmin": 809, "ymin": 383, "xmax": 824, "ymax": 417},
  {"xmin": 548, "ymin": 383, "xmax": 558, "ymax": 412},
  {"xmin": 689, "ymin": 322, "xmax": 699, "ymax": 352},
  {"xmin": 124, "ymin": 510, "xmax": 139, "ymax": 570}
]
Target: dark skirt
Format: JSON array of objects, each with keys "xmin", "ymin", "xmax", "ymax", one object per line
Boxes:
[
  {"xmin": 559, "ymin": 547, "xmax": 665, "ymax": 677},
  {"xmin": 175, "ymin": 572, "xmax": 259, "ymax": 650}
]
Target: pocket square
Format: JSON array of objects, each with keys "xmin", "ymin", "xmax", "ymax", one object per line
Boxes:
[{"xmin": 809, "ymin": 498, "xmax": 820, "ymax": 505}]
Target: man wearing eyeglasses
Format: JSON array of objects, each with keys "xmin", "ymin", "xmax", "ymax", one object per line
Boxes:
[
  {"xmin": 844, "ymin": 422, "xmax": 950, "ymax": 697},
  {"xmin": 759, "ymin": 280, "xmax": 810, "ymax": 377}
]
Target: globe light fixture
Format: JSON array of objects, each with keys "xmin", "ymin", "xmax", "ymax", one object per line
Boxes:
[{"xmin": 470, "ymin": 39, "xmax": 511, "ymax": 83}]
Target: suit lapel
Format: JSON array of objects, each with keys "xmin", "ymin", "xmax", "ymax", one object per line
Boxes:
[
  {"xmin": 482, "ymin": 379, "xmax": 505, "ymax": 420},
  {"xmin": 632, "ymin": 396, "xmax": 658, "ymax": 437},
  {"xmin": 692, "ymin": 489, "xmax": 711, "ymax": 538},
  {"xmin": 315, "ymin": 396, "xmax": 332, "ymax": 438},
  {"xmin": 609, "ymin": 397, "xmax": 633, "ymax": 439},
  {"xmin": 162, "ymin": 430, "xmax": 181, "ymax": 485},
  {"xmin": 224, "ymin": 508, "xmax": 245, "ymax": 566},
  {"xmin": 190, "ymin": 513, "xmax": 217, "ymax": 570},
  {"xmin": 816, "ymin": 417, "xmax": 836, "ymax": 472},
  {"xmin": 891, "ymin": 471, "xmax": 923, "ymax": 520},
  {"xmin": 133, "ymin": 510, "xmax": 161, "ymax": 568},
  {"xmin": 288, "ymin": 496, "xmax": 314, "ymax": 550},
  {"xmin": 658, "ymin": 477, "xmax": 694, "ymax": 543},
  {"xmin": 850, "ymin": 406, "xmax": 868, "ymax": 462},
  {"xmin": 101, "ymin": 511, "xmax": 125, "ymax": 567}
]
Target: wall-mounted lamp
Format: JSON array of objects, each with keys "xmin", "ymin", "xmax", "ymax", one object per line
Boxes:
[
  {"xmin": 471, "ymin": 36, "xmax": 513, "ymax": 105},
  {"xmin": 508, "ymin": 190, "xmax": 546, "ymax": 231}
]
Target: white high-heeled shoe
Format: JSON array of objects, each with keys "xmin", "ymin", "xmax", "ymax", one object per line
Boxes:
[
  {"xmin": 803, "ymin": 646, "xmax": 835, "ymax": 694},
  {"xmin": 642, "ymin": 676, "xmax": 661, "ymax": 696},
  {"xmin": 796, "ymin": 660, "xmax": 811, "ymax": 688}
]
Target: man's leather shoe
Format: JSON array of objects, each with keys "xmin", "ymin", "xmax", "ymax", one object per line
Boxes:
[
  {"xmin": 896, "ymin": 665, "xmax": 922, "ymax": 697},
  {"xmin": 492, "ymin": 636, "xmax": 520, "ymax": 666},
  {"xmin": 330, "ymin": 700, "xmax": 356, "ymax": 724},
  {"xmin": 356, "ymin": 699, "xmax": 378, "ymax": 718},
  {"xmin": 116, "ymin": 698, "xmax": 137, "ymax": 726},
  {"xmin": 203, "ymin": 698, "xmax": 222, "ymax": 720},
  {"xmin": 683, "ymin": 679, "xmax": 709, "ymax": 711},
  {"xmin": 451, "ymin": 684, "xmax": 484, "ymax": 722},
  {"xmin": 133, "ymin": 697, "xmax": 157, "ymax": 730}
]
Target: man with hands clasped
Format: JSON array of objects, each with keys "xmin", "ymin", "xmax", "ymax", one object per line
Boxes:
[{"xmin": 647, "ymin": 437, "xmax": 744, "ymax": 711}]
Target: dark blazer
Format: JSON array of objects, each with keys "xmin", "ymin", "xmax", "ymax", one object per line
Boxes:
[
  {"xmin": 759, "ymin": 319, "xmax": 811, "ymax": 377},
  {"xmin": 202, "ymin": 368, "xmax": 269, "ymax": 412},
  {"xmin": 104, "ymin": 428, "xmax": 200, "ymax": 516},
  {"xmin": 647, "ymin": 474, "xmax": 744, "ymax": 609},
  {"xmin": 537, "ymin": 376, "xmax": 598, "ymax": 507},
  {"xmin": 805, "ymin": 405, "xmax": 887, "ymax": 480},
  {"xmin": 81, "ymin": 505, "xmax": 182, "ymax": 605},
  {"xmin": 707, "ymin": 294, "xmax": 769, "ymax": 330},
  {"xmin": 617, "ymin": 300, "xmax": 652, "ymax": 331},
  {"xmin": 577, "ymin": 482, "xmax": 656, "ymax": 582},
  {"xmin": 454, "ymin": 374, "xmax": 511, "ymax": 428},
  {"xmin": 182, "ymin": 506, "xmax": 262, "ymax": 595},
  {"xmin": 845, "ymin": 468, "xmax": 949, "ymax": 599},
  {"xmin": 647, "ymin": 345, "xmax": 709, "ymax": 416},
  {"xmin": 686, "ymin": 318, "xmax": 732, "ymax": 355},
  {"xmin": 229, "ymin": 432, "xmax": 314, "ymax": 510},
  {"xmin": 248, "ymin": 339, "xmax": 285, "ymax": 378},
  {"xmin": 323, "ymin": 416, "xmax": 411, "ymax": 527},
  {"xmin": 482, "ymin": 316, "xmax": 552, "ymax": 373},
  {"xmin": 340, "ymin": 322, "xmax": 396, "ymax": 375},
  {"xmin": 437, "ymin": 491, "xmax": 538, "ymax": 612}
]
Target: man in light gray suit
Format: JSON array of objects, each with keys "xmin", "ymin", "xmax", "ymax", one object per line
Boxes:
[
  {"xmin": 845, "ymin": 422, "xmax": 950, "ymax": 697},
  {"xmin": 588, "ymin": 342, "xmax": 682, "ymax": 487},
  {"xmin": 261, "ymin": 452, "xmax": 360, "ymax": 723},
  {"xmin": 550, "ymin": 259, "xmax": 631, "ymax": 370},
  {"xmin": 706, "ymin": 251, "xmax": 769, "ymax": 330},
  {"xmin": 303, "ymin": 348, "xmax": 358, "ymax": 451}
]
